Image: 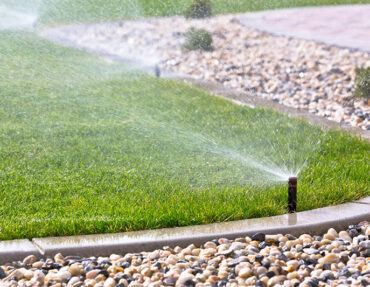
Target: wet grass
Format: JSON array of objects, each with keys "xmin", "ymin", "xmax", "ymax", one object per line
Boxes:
[{"xmin": 0, "ymin": 31, "xmax": 369, "ymax": 240}]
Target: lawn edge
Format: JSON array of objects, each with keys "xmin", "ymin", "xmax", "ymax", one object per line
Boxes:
[{"xmin": 1, "ymin": 196, "xmax": 369, "ymax": 264}]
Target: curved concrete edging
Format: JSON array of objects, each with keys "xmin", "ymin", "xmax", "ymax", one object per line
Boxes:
[{"xmin": 1, "ymin": 197, "xmax": 369, "ymax": 264}]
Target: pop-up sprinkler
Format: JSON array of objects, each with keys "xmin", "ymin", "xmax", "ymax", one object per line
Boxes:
[
  {"xmin": 154, "ymin": 64, "xmax": 161, "ymax": 78},
  {"xmin": 288, "ymin": 177, "xmax": 297, "ymax": 213}
]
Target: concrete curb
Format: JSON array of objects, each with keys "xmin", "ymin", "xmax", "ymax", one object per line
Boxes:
[
  {"xmin": 0, "ymin": 240, "xmax": 41, "ymax": 264},
  {"xmin": 1, "ymin": 197, "xmax": 369, "ymax": 264}
]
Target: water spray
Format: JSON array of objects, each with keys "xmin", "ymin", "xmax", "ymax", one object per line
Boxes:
[
  {"xmin": 0, "ymin": 5, "xmax": 38, "ymax": 30},
  {"xmin": 288, "ymin": 177, "xmax": 297, "ymax": 213}
]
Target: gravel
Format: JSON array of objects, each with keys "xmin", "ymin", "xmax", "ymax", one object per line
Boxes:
[
  {"xmin": 41, "ymin": 15, "xmax": 370, "ymax": 131},
  {"xmin": 1, "ymin": 222, "xmax": 369, "ymax": 286}
]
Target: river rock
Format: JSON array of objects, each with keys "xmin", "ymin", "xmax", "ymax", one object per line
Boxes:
[
  {"xmin": 23, "ymin": 270, "xmax": 34, "ymax": 280},
  {"xmin": 163, "ymin": 277, "xmax": 177, "ymax": 286},
  {"xmin": 104, "ymin": 277, "xmax": 116, "ymax": 287},
  {"xmin": 57, "ymin": 270, "xmax": 72, "ymax": 282},
  {"xmin": 23, "ymin": 255, "xmax": 37, "ymax": 265},
  {"xmin": 32, "ymin": 270, "xmax": 45, "ymax": 285},
  {"xmin": 54, "ymin": 253, "xmax": 64, "ymax": 263},
  {"xmin": 359, "ymin": 240, "xmax": 370, "ymax": 249},
  {"xmin": 69, "ymin": 263, "xmax": 82, "ymax": 276},
  {"xmin": 323, "ymin": 233, "xmax": 336, "ymax": 241},
  {"xmin": 86, "ymin": 269, "xmax": 100, "ymax": 279},
  {"xmin": 0, "ymin": 267, "xmax": 6, "ymax": 279},
  {"xmin": 338, "ymin": 231, "xmax": 352, "ymax": 242},
  {"xmin": 252, "ymin": 233, "xmax": 266, "ymax": 242},
  {"xmin": 327, "ymin": 228, "xmax": 338, "ymax": 238},
  {"xmin": 32, "ymin": 261, "xmax": 44, "ymax": 268},
  {"xmin": 238, "ymin": 267, "xmax": 252, "ymax": 278},
  {"xmin": 319, "ymin": 254, "xmax": 340, "ymax": 264},
  {"xmin": 267, "ymin": 275, "xmax": 286, "ymax": 286},
  {"xmin": 348, "ymin": 229, "xmax": 359, "ymax": 238},
  {"xmin": 68, "ymin": 276, "xmax": 81, "ymax": 286},
  {"xmin": 5, "ymin": 269, "xmax": 24, "ymax": 281},
  {"xmin": 229, "ymin": 242, "xmax": 246, "ymax": 251},
  {"xmin": 176, "ymin": 273, "xmax": 194, "ymax": 286}
]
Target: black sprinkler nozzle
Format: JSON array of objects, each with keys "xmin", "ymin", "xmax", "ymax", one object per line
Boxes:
[
  {"xmin": 155, "ymin": 64, "xmax": 161, "ymax": 78},
  {"xmin": 288, "ymin": 177, "xmax": 297, "ymax": 213}
]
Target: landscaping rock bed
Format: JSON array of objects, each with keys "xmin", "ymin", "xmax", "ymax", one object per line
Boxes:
[
  {"xmin": 41, "ymin": 14, "xmax": 370, "ymax": 131},
  {"xmin": 1, "ymin": 222, "xmax": 369, "ymax": 286}
]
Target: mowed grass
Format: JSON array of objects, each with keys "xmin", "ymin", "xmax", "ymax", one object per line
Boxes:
[{"xmin": 0, "ymin": 31, "xmax": 369, "ymax": 240}]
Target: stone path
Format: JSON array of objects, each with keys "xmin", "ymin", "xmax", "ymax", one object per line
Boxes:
[{"xmin": 238, "ymin": 4, "xmax": 370, "ymax": 52}]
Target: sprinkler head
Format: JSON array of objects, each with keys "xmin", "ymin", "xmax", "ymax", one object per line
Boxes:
[
  {"xmin": 288, "ymin": 177, "xmax": 297, "ymax": 213},
  {"xmin": 154, "ymin": 64, "xmax": 161, "ymax": 78}
]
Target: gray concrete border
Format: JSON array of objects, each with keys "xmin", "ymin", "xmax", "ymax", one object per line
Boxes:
[
  {"xmin": 1, "ymin": 197, "xmax": 369, "ymax": 264},
  {"xmin": 0, "ymin": 240, "xmax": 41, "ymax": 264}
]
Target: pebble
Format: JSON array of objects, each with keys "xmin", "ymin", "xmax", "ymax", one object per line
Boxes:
[
  {"xmin": 252, "ymin": 232, "xmax": 266, "ymax": 242},
  {"xmin": 327, "ymin": 228, "xmax": 338, "ymax": 238},
  {"xmin": 57, "ymin": 270, "xmax": 71, "ymax": 282},
  {"xmin": 22, "ymin": 255, "xmax": 37, "ymax": 265},
  {"xmin": 319, "ymin": 254, "xmax": 340, "ymax": 264},
  {"xmin": 104, "ymin": 277, "xmax": 116, "ymax": 287},
  {"xmin": 4, "ymin": 269, "xmax": 23, "ymax": 281},
  {"xmin": 176, "ymin": 273, "xmax": 194, "ymax": 286},
  {"xmin": 0, "ymin": 268, "xmax": 6, "ymax": 280},
  {"xmin": 338, "ymin": 231, "xmax": 352, "ymax": 242},
  {"xmin": 163, "ymin": 277, "xmax": 177, "ymax": 286},
  {"xmin": 32, "ymin": 270, "xmax": 45, "ymax": 285},
  {"xmin": 238, "ymin": 267, "xmax": 252, "ymax": 278},
  {"xmin": 67, "ymin": 276, "xmax": 81, "ymax": 286},
  {"xmin": 68, "ymin": 263, "xmax": 82, "ymax": 276},
  {"xmin": 42, "ymin": 15, "xmax": 370, "ymax": 131},
  {"xmin": 23, "ymin": 270, "xmax": 34, "ymax": 280},
  {"xmin": 86, "ymin": 269, "xmax": 100, "ymax": 279},
  {"xmin": 54, "ymin": 253, "xmax": 64, "ymax": 263},
  {"xmin": 349, "ymin": 229, "xmax": 359, "ymax": 238},
  {"xmin": 32, "ymin": 261, "xmax": 43, "ymax": 268},
  {"xmin": 366, "ymin": 227, "xmax": 370, "ymax": 236},
  {"xmin": 267, "ymin": 275, "xmax": 286, "ymax": 286},
  {"xmin": 359, "ymin": 240, "xmax": 370, "ymax": 249},
  {"xmin": 1, "ymin": 222, "xmax": 370, "ymax": 287},
  {"xmin": 323, "ymin": 233, "xmax": 336, "ymax": 241}
]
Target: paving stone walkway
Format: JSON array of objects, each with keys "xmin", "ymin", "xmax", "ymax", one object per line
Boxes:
[{"xmin": 238, "ymin": 4, "xmax": 370, "ymax": 52}]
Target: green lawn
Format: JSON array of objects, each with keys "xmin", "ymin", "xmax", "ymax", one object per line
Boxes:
[{"xmin": 0, "ymin": 0, "xmax": 369, "ymax": 240}]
